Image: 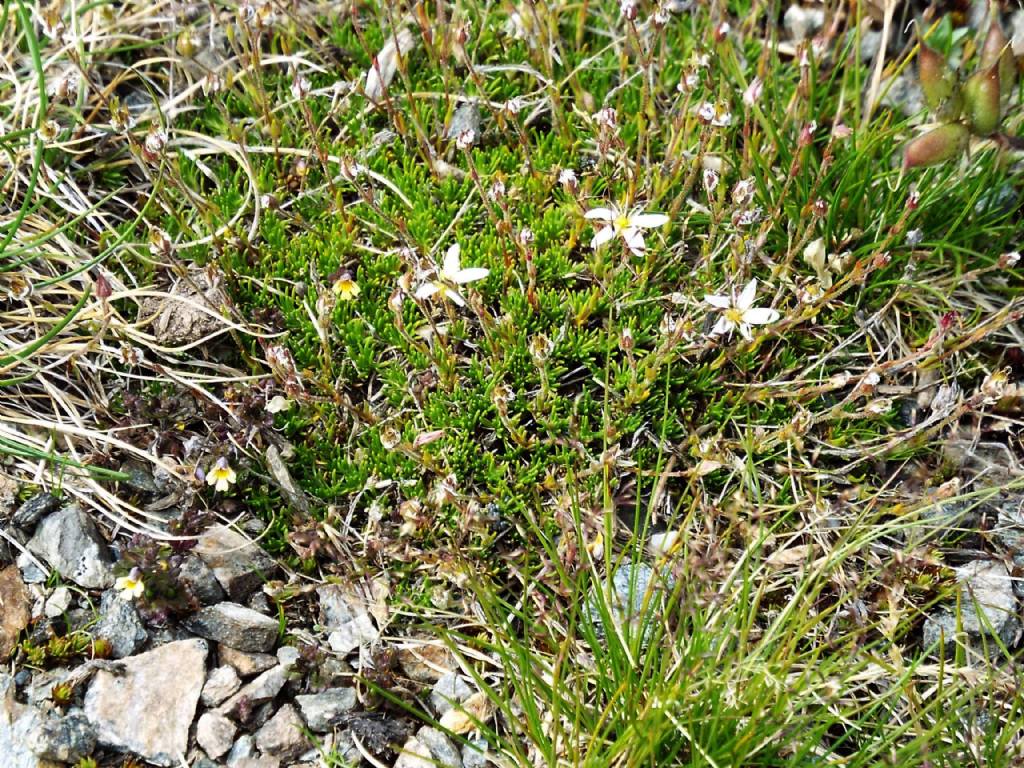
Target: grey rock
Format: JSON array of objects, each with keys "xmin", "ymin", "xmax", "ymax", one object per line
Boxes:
[
  {"xmin": 445, "ymin": 102, "xmax": 481, "ymax": 143},
  {"xmin": 25, "ymin": 668, "xmax": 71, "ymax": 707},
  {"xmin": 226, "ymin": 733, "xmax": 256, "ymax": 764},
  {"xmin": 249, "ymin": 591, "xmax": 273, "ymax": 615},
  {"xmin": 783, "ymin": 4, "xmax": 824, "ymax": 41},
  {"xmin": 179, "ymin": 554, "xmax": 226, "ymax": 605},
  {"xmin": 196, "ymin": 711, "xmax": 237, "ymax": 760},
  {"xmin": 0, "ymin": 673, "xmax": 51, "ymax": 768},
  {"xmin": 319, "ymin": 584, "xmax": 379, "ymax": 655},
  {"xmin": 43, "ymin": 586, "xmax": 73, "ymax": 619},
  {"xmin": 12, "ymin": 493, "xmax": 59, "ymax": 530},
  {"xmin": 588, "ymin": 560, "xmax": 675, "ymax": 644},
  {"xmin": 394, "ymin": 735, "xmax": 434, "ymax": 768},
  {"xmin": 27, "ymin": 505, "xmax": 112, "ymax": 588},
  {"xmin": 923, "ymin": 561, "xmax": 1021, "ymax": 657},
  {"xmin": 231, "ymin": 757, "xmax": 281, "ymax": 768},
  {"xmin": 218, "ymin": 653, "xmax": 299, "ymax": 720},
  {"xmin": 84, "ymin": 638, "xmax": 208, "ymax": 766},
  {"xmin": 276, "ymin": 645, "xmax": 300, "ymax": 668},
  {"xmin": 295, "ymin": 688, "xmax": 357, "ymax": 732},
  {"xmin": 857, "ymin": 28, "xmax": 884, "ymax": 63},
  {"xmin": 93, "ymin": 590, "xmax": 147, "ymax": 659},
  {"xmin": 16, "ymin": 551, "xmax": 46, "ymax": 584},
  {"xmin": 255, "ymin": 704, "xmax": 308, "ymax": 760},
  {"xmin": 417, "ymin": 725, "xmax": 463, "ymax": 768},
  {"xmin": 185, "ymin": 602, "xmax": 280, "ymax": 652},
  {"xmin": 880, "ymin": 74, "xmax": 925, "ymax": 120},
  {"xmin": 27, "ymin": 711, "xmax": 96, "ymax": 763},
  {"xmin": 430, "ymin": 672, "xmax": 472, "ymax": 716},
  {"xmin": 138, "ymin": 268, "xmax": 231, "ymax": 346},
  {"xmin": 203, "ymin": 665, "xmax": 243, "ymax": 707},
  {"xmin": 994, "ymin": 494, "xmax": 1024, "ymax": 552},
  {"xmin": 195, "ymin": 525, "xmax": 276, "ymax": 601},
  {"xmin": 462, "ymin": 737, "xmax": 490, "ymax": 768},
  {"xmin": 219, "ymin": 645, "xmax": 277, "ymax": 677}
]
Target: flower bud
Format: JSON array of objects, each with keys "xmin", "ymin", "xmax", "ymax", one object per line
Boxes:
[
  {"xmin": 981, "ymin": 18, "xmax": 1016, "ymax": 103},
  {"xmin": 902, "ymin": 123, "xmax": 969, "ymax": 169},
  {"xmin": 918, "ymin": 43, "xmax": 962, "ymax": 121},
  {"xmin": 962, "ymin": 64, "xmax": 1001, "ymax": 136}
]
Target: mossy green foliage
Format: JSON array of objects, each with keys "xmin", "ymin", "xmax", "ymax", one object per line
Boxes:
[{"xmin": 162, "ymin": 1, "xmax": 1023, "ymax": 563}]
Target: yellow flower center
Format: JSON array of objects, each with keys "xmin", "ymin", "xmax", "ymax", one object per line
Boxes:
[
  {"xmin": 614, "ymin": 215, "xmax": 631, "ymax": 231},
  {"xmin": 725, "ymin": 308, "xmax": 744, "ymax": 325},
  {"xmin": 212, "ymin": 468, "xmax": 232, "ymax": 481},
  {"xmin": 333, "ymin": 279, "xmax": 359, "ymax": 299}
]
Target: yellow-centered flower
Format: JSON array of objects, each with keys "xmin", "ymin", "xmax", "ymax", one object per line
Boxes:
[
  {"xmin": 332, "ymin": 273, "xmax": 360, "ymax": 301},
  {"xmin": 207, "ymin": 457, "xmax": 237, "ymax": 492},
  {"xmin": 114, "ymin": 572, "xmax": 145, "ymax": 600}
]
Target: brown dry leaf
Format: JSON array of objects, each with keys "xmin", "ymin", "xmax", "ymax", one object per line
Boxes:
[
  {"xmin": 397, "ymin": 643, "xmax": 455, "ymax": 684},
  {"xmin": 0, "ymin": 566, "xmax": 31, "ymax": 657},
  {"xmin": 766, "ymin": 543, "xmax": 816, "ymax": 569},
  {"xmin": 364, "ymin": 28, "xmax": 416, "ymax": 102},
  {"xmin": 439, "ymin": 691, "xmax": 495, "ymax": 734}
]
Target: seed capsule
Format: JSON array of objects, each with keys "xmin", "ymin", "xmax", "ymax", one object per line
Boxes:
[
  {"xmin": 918, "ymin": 44, "xmax": 962, "ymax": 121},
  {"xmin": 903, "ymin": 123, "xmax": 969, "ymax": 169},
  {"xmin": 962, "ymin": 64, "xmax": 1001, "ymax": 136}
]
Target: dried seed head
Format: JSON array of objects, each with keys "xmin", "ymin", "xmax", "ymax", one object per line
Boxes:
[
  {"xmin": 142, "ymin": 128, "xmax": 168, "ymax": 162},
  {"xmin": 529, "ymin": 333, "xmax": 554, "ymax": 362}
]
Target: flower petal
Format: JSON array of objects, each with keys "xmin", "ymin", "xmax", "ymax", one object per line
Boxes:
[
  {"xmin": 452, "ymin": 267, "xmax": 489, "ymax": 284},
  {"xmin": 414, "ymin": 282, "xmax": 440, "ymax": 299},
  {"xmin": 443, "ymin": 244, "xmax": 462, "ymax": 278},
  {"xmin": 737, "ymin": 279, "xmax": 758, "ymax": 310},
  {"xmin": 584, "ymin": 207, "xmax": 615, "ymax": 221},
  {"xmin": 443, "ymin": 287, "xmax": 467, "ymax": 306},
  {"xmin": 590, "ymin": 226, "xmax": 616, "ymax": 249},
  {"xmin": 629, "ymin": 213, "xmax": 669, "ymax": 228},
  {"xmin": 738, "ymin": 323, "xmax": 754, "ymax": 341},
  {"xmin": 704, "ymin": 293, "xmax": 731, "ymax": 309},
  {"xmin": 741, "ymin": 307, "xmax": 780, "ymax": 326},
  {"xmin": 710, "ymin": 316, "xmax": 733, "ymax": 336},
  {"xmin": 622, "ymin": 228, "xmax": 646, "ymax": 253}
]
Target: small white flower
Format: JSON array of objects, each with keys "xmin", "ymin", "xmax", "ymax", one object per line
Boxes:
[
  {"xmin": 697, "ymin": 102, "xmax": 732, "ymax": 127},
  {"xmin": 115, "ymin": 570, "xmax": 145, "ymax": 601},
  {"xmin": 743, "ymin": 76, "xmax": 763, "ymax": 107},
  {"xmin": 704, "ymin": 279, "xmax": 781, "ymax": 340},
  {"xmin": 455, "ymin": 129, "xmax": 476, "ymax": 150},
  {"xmin": 516, "ymin": 227, "xmax": 534, "ymax": 246},
  {"xmin": 702, "ymin": 168, "xmax": 720, "ymax": 193},
  {"xmin": 488, "ymin": 180, "xmax": 506, "ymax": 201},
  {"xmin": 1004, "ymin": 251, "xmax": 1021, "ymax": 267},
  {"xmin": 266, "ymin": 395, "xmax": 291, "ymax": 414},
  {"xmin": 290, "ymin": 74, "xmax": 311, "ymax": 100},
  {"xmin": 594, "ymin": 107, "xmax": 618, "ymax": 130},
  {"xmin": 413, "ymin": 244, "xmax": 489, "ymax": 307},
  {"xmin": 504, "ymin": 97, "xmax": 524, "ymax": 115},
  {"xmin": 558, "ymin": 168, "xmax": 578, "ymax": 190},
  {"xmin": 585, "ymin": 205, "xmax": 670, "ymax": 255},
  {"xmin": 206, "ymin": 457, "xmax": 237, "ymax": 493},
  {"xmin": 732, "ymin": 178, "xmax": 756, "ymax": 206},
  {"xmin": 906, "ymin": 229, "xmax": 924, "ymax": 247}
]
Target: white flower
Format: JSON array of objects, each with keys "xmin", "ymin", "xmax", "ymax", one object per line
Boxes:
[
  {"xmin": 455, "ymin": 129, "xmax": 476, "ymax": 150},
  {"xmin": 743, "ymin": 76, "xmax": 763, "ymax": 107},
  {"xmin": 206, "ymin": 457, "xmax": 237, "ymax": 492},
  {"xmin": 594, "ymin": 107, "xmax": 618, "ymax": 130},
  {"xmin": 697, "ymin": 102, "xmax": 732, "ymax": 127},
  {"xmin": 558, "ymin": 168, "xmax": 578, "ymax": 190},
  {"xmin": 704, "ymin": 279, "xmax": 780, "ymax": 340},
  {"xmin": 266, "ymin": 395, "xmax": 291, "ymax": 414},
  {"xmin": 290, "ymin": 74, "xmax": 310, "ymax": 100},
  {"xmin": 585, "ymin": 205, "xmax": 669, "ymax": 255},
  {"xmin": 414, "ymin": 244, "xmax": 489, "ymax": 307},
  {"xmin": 115, "ymin": 570, "xmax": 145, "ymax": 601}
]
